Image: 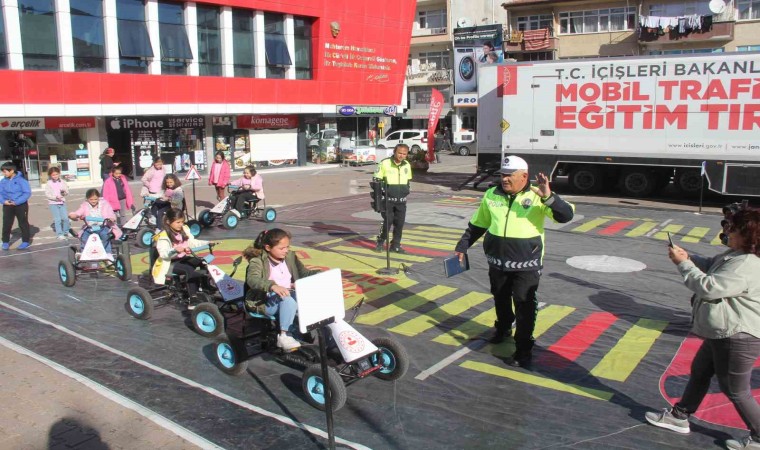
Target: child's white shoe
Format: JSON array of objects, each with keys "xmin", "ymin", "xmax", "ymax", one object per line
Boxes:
[{"xmin": 277, "ymin": 334, "xmax": 301, "ymax": 351}]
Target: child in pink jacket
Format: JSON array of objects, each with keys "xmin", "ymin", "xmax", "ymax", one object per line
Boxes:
[
  {"xmin": 208, "ymin": 151, "xmax": 231, "ymax": 201},
  {"xmin": 229, "ymin": 165, "xmax": 264, "ymax": 213},
  {"xmin": 102, "ymin": 166, "xmax": 134, "ymax": 226},
  {"xmin": 68, "ymin": 188, "xmax": 122, "ymax": 253}
]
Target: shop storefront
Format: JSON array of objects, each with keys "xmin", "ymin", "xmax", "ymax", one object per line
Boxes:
[
  {"xmin": 235, "ymin": 115, "xmax": 300, "ymax": 168},
  {"xmin": 105, "ymin": 116, "xmax": 207, "ymax": 178},
  {"xmin": 0, "ymin": 117, "xmax": 97, "ymax": 187},
  {"xmin": 398, "ymin": 88, "xmax": 452, "ymax": 130},
  {"xmin": 453, "ymin": 93, "xmax": 478, "ymax": 132}
]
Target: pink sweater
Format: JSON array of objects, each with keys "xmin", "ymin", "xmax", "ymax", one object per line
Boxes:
[
  {"xmin": 141, "ymin": 167, "xmax": 165, "ymax": 195},
  {"xmin": 71, "ymin": 201, "xmax": 122, "ymax": 239},
  {"xmin": 229, "ymin": 174, "xmax": 265, "ymax": 199}
]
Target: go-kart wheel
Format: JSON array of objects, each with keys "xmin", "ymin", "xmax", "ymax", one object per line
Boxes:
[
  {"xmin": 370, "ymin": 337, "xmax": 409, "ymax": 381},
  {"xmin": 136, "ymin": 228, "xmax": 154, "ymax": 248},
  {"xmin": 302, "ymin": 364, "xmax": 347, "ymax": 412},
  {"xmin": 115, "ymin": 254, "xmax": 132, "ymax": 281},
  {"xmin": 58, "ymin": 260, "xmax": 76, "ymax": 287},
  {"xmin": 67, "ymin": 247, "xmax": 77, "ymax": 264},
  {"xmin": 222, "ymin": 212, "xmax": 239, "ymax": 230},
  {"xmin": 126, "ymin": 287, "xmax": 154, "ymax": 320},
  {"xmin": 191, "ymin": 303, "xmax": 224, "ymax": 338},
  {"xmin": 198, "ymin": 209, "xmax": 214, "ymax": 227},
  {"xmin": 215, "ymin": 337, "xmax": 248, "ymax": 376},
  {"xmin": 186, "ymin": 220, "xmax": 202, "ymax": 237},
  {"xmin": 118, "ymin": 240, "xmax": 131, "ymax": 259},
  {"xmin": 263, "ymin": 207, "xmax": 277, "ymax": 223}
]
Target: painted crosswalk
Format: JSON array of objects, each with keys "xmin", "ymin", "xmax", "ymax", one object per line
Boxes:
[{"xmin": 570, "ymin": 216, "xmax": 721, "ymax": 246}]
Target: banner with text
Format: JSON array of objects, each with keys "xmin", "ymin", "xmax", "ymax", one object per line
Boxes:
[{"xmin": 427, "ymin": 88, "xmax": 444, "ymax": 162}]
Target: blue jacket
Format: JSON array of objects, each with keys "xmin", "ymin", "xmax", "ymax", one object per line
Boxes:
[{"xmin": 0, "ymin": 173, "xmax": 32, "ymax": 205}]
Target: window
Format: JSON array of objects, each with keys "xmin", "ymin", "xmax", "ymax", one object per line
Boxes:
[
  {"xmin": 293, "ymin": 16, "xmax": 312, "ymax": 79},
  {"xmin": 417, "ymin": 51, "xmax": 449, "ymax": 70},
  {"xmin": 264, "ymin": 13, "xmax": 290, "ymax": 79},
  {"xmin": 0, "ymin": 7, "xmax": 7, "ymax": 69},
  {"xmin": 418, "ymin": 9, "xmax": 446, "ymax": 29},
  {"xmin": 196, "ymin": 5, "xmax": 221, "ymax": 76},
  {"xmin": 649, "ymin": 1, "xmax": 712, "ymax": 17},
  {"xmin": 70, "ymin": 0, "xmax": 105, "ymax": 72},
  {"xmin": 18, "ymin": 0, "xmax": 60, "ymax": 71},
  {"xmin": 738, "ymin": 0, "xmax": 760, "ymax": 19},
  {"xmin": 117, "ymin": 0, "xmax": 152, "ymax": 74},
  {"xmin": 517, "ymin": 14, "xmax": 553, "ymax": 31},
  {"xmin": 559, "ymin": 7, "xmax": 635, "ymax": 34},
  {"xmin": 649, "ymin": 48, "xmax": 724, "ymax": 55},
  {"xmin": 232, "ymin": 8, "xmax": 254, "ymax": 77},
  {"xmin": 158, "ymin": 1, "xmax": 192, "ymax": 75},
  {"xmin": 737, "ymin": 45, "xmax": 760, "ymax": 51}
]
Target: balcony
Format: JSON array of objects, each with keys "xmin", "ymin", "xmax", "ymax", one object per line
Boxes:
[
  {"xmin": 406, "ymin": 65, "xmax": 453, "ymax": 86},
  {"xmin": 412, "ymin": 26, "xmax": 448, "ymax": 37},
  {"xmin": 638, "ymin": 14, "xmax": 735, "ymax": 44},
  {"xmin": 504, "ymin": 28, "xmax": 558, "ymax": 52}
]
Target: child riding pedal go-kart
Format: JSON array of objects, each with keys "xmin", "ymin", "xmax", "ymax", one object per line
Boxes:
[{"xmin": 198, "ymin": 165, "xmax": 276, "ymax": 230}]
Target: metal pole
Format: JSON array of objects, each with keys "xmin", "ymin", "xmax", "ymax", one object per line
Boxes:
[
  {"xmin": 192, "ymin": 179, "xmax": 197, "ymax": 218},
  {"xmin": 698, "ymin": 173, "xmax": 704, "ymax": 214},
  {"xmin": 318, "ymin": 327, "xmax": 336, "ymax": 450}
]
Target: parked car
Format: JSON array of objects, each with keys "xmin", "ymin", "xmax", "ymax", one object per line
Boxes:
[
  {"xmin": 454, "ymin": 140, "xmax": 477, "ymax": 156},
  {"xmin": 376, "ymin": 129, "xmax": 429, "ymax": 153},
  {"xmin": 308, "ymin": 129, "xmax": 338, "ymax": 148}
]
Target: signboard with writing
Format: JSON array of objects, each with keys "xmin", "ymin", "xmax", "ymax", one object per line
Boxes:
[{"xmin": 106, "ymin": 116, "xmax": 205, "ymax": 132}]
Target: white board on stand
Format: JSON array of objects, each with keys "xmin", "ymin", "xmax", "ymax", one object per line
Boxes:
[{"xmin": 295, "ymin": 268, "xmax": 345, "ymax": 334}]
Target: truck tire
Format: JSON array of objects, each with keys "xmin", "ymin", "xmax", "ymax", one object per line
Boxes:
[
  {"xmin": 568, "ymin": 166, "xmax": 604, "ymax": 195},
  {"xmin": 620, "ymin": 168, "xmax": 657, "ymax": 198},
  {"xmin": 675, "ymin": 168, "xmax": 702, "ymax": 196}
]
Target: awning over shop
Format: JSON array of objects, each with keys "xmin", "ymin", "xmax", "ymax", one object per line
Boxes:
[{"xmin": 402, "ymin": 108, "xmax": 452, "ymax": 119}]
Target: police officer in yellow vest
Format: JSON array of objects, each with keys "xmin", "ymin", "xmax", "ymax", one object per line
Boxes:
[
  {"xmin": 455, "ymin": 156, "xmax": 575, "ymax": 367},
  {"xmin": 374, "ymin": 144, "xmax": 412, "ymax": 253}
]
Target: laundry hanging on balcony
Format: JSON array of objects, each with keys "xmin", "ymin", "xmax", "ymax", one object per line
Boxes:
[
  {"xmin": 523, "ymin": 29, "xmax": 551, "ymax": 51},
  {"xmin": 638, "ymin": 14, "xmax": 713, "ymax": 39}
]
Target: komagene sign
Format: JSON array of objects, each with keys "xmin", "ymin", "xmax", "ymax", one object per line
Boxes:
[{"xmin": 236, "ymin": 115, "xmax": 300, "ymax": 129}]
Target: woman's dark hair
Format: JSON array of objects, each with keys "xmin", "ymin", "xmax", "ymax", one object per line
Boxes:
[
  {"xmin": 162, "ymin": 173, "xmax": 182, "ymax": 190},
  {"xmin": 162, "ymin": 207, "xmax": 188, "ymax": 243},
  {"xmin": 244, "ymin": 165, "xmax": 257, "ymax": 176},
  {"xmin": 729, "ymin": 208, "xmax": 760, "ymax": 256},
  {"xmin": 85, "ymin": 188, "xmax": 100, "ymax": 198},
  {"xmin": 242, "ymin": 228, "xmax": 291, "ymax": 259},
  {"xmin": 215, "ymin": 151, "xmax": 225, "ymax": 160},
  {"xmin": 47, "ymin": 166, "xmax": 61, "ymax": 176}
]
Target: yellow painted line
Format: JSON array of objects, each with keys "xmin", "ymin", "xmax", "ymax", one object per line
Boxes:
[
  {"xmin": 590, "ymin": 318, "xmax": 668, "ymax": 382},
  {"xmin": 710, "ymin": 231, "xmax": 724, "ymax": 246},
  {"xmin": 410, "ymin": 225, "xmax": 464, "ymax": 235},
  {"xmin": 653, "ymin": 224, "xmax": 684, "ymax": 241},
  {"xmin": 485, "ymin": 305, "xmax": 575, "ymax": 357},
  {"xmin": 572, "ymin": 218, "xmax": 611, "ymax": 233},
  {"xmin": 389, "ymin": 292, "xmax": 492, "ymax": 337},
  {"xmin": 333, "ymin": 245, "xmax": 430, "ymax": 263},
  {"xmin": 461, "ymin": 361, "xmax": 614, "ymax": 401},
  {"xmin": 601, "ymin": 216, "xmax": 654, "ymax": 221},
  {"xmin": 433, "ymin": 308, "xmax": 496, "ymax": 346},
  {"xmin": 681, "ymin": 227, "xmax": 710, "ymax": 243},
  {"xmin": 625, "ymin": 221, "xmax": 657, "ymax": 238},
  {"xmin": 354, "ymin": 277, "xmax": 417, "ymax": 304},
  {"xmin": 401, "ymin": 239, "xmax": 457, "ymax": 251},
  {"xmin": 402, "ymin": 230, "xmax": 461, "ymax": 244},
  {"xmin": 355, "ymin": 285, "xmax": 457, "ymax": 326},
  {"xmin": 314, "ymin": 237, "xmax": 347, "ymax": 247}
]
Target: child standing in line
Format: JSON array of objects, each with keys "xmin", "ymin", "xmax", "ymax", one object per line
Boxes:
[
  {"xmin": 243, "ymin": 228, "xmax": 321, "ymax": 351},
  {"xmin": 45, "ymin": 166, "xmax": 71, "ymax": 240},
  {"xmin": 0, "ymin": 162, "xmax": 32, "ymax": 250},
  {"xmin": 102, "ymin": 166, "xmax": 135, "ymax": 227},
  {"xmin": 68, "ymin": 188, "xmax": 121, "ymax": 254},
  {"xmin": 208, "ymin": 151, "xmax": 231, "ymax": 202},
  {"xmin": 229, "ymin": 165, "xmax": 265, "ymax": 213}
]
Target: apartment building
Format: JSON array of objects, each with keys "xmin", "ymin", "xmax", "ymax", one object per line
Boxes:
[{"xmin": 502, "ymin": 0, "xmax": 760, "ymax": 60}]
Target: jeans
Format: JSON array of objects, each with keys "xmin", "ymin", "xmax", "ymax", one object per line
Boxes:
[
  {"xmin": 265, "ymin": 292, "xmax": 298, "ymax": 334},
  {"xmin": 2, "ymin": 203, "xmax": 30, "ymax": 243},
  {"xmin": 81, "ymin": 227, "xmax": 112, "ymax": 253},
  {"xmin": 49, "ymin": 204, "xmax": 70, "ymax": 237},
  {"xmin": 674, "ymin": 333, "xmax": 760, "ymax": 439},
  {"xmin": 488, "ymin": 268, "xmax": 541, "ymax": 357}
]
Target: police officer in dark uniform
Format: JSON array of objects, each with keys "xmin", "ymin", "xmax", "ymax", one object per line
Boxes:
[{"xmin": 374, "ymin": 144, "xmax": 412, "ymax": 254}]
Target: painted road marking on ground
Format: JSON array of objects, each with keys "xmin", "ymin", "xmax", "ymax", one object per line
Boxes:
[
  {"xmin": 0, "ymin": 245, "xmax": 69, "ymax": 258},
  {"xmin": 572, "ymin": 218, "xmax": 611, "ymax": 233},
  {"xmin": 415, "ymin": 339, "xmax": 488, "ymax": 381},
  {"xmin": 599, "ymin": 220, "xmax": 636, "ymax": 236},
  {"xmin": 389, "ymin": 292, "xmax": 492, "ymax": 337},
  {"xmin": 590, "ymin": 318, "xmax": 668, "ymax": 382},
  {"xmin": 0, "ymin": 299, "xmax": 370, "ymax": 450},
  {"xmin": 314, "ymin": 237, "xmax": 346, "ymax": 247},
  {"xmin": 487, "ymin": 304, "xmax": 576, "ymax": 358},
  {"xmin": 625, "ymin": 221, "xmax": 657, "ymax": 238},
  {"xmin": 653, "ymin": 224, "xmax": 685, "ymax": 241},
  {"xmin": 333, "ymin": 245, "xmax": 431, "ymax": 263},
  {"xmin": 542, "ymin": 312, "xmax": 618, "ymax": 368},
  {"xmin": 401, "ymin": 230, "xmax": 461, "ymax": 244},
  {"xmin": 681, "ymin": 227, "xmax": 710, "ymax": 243},
  {"xmin": 645, "ymin": 219, "xmax": 673, "ymax": 238},
  {"xmin": 355, "ymin": 286, "xmax": 457, "ymax": 326},
  {"xmin": 0, "ymin": 336, "xmax": 223, "ymax": 450},
  {"xmin": 399, "ymin": 239, "xmax": 456, "ymax": 251},
  {"xmin": 433, "ymin": 308, "xmax": 496, "ymax": 346},
  {"xmin": 410, "ymin": 225, "xmax": 464, "ymax": 235},
  {"xmin": 460, "ymin": 361, "xmax": 613, "ymax": 401},
  {"xmin": 710, "ymin": 231, "xmax": 724, "ymax": 246}
]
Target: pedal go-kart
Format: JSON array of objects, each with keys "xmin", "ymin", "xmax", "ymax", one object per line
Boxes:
[
  {"xmin": 210, "ymin": 269, "xmax": 409, "ymax": 412},
  {"xmin": 197, "ymin": 185, "xmax": 276, "ymax": 230},
  {"xmin": 122, "ymin": 196, "xmax": 201, "ymax": 248},
  {"xmin": 58, "ymin": 217, "xmax": 132, "ymax": 287},
  {"xmin": 125, "ymin": 244, "xmax": 235, "ymax": 322}
]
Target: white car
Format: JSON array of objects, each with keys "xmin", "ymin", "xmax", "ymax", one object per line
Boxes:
[
  {"xmin": 376, "ymin": 129, "xmax": 429, "ymax": 153},
  {"xmin": 308, "ymin": 129, "xmax": 338, "ymax": 148}
]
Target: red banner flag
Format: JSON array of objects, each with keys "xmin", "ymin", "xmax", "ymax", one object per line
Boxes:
[{"xmin": 426, "ymin": 88, "xmax": 444, "ymax": 162}]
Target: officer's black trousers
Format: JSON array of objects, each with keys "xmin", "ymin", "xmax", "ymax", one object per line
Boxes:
[
  {"xmin": 377, "ymin": 201, "xmax": 407, "ymax": 249},
  {"xmin": 488, "ymin": 268, "xmax": 540, "ymax": 357}
]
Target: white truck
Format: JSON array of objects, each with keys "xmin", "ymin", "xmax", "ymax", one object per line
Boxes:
[{"xmin": 476, "ymin": 52, "xmax": 760, "ymax": 197}]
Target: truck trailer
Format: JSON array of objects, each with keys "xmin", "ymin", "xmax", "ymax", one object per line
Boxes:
[{"xmin": 475, "ymin": 52, "xmax": 760, "ymax": 197}]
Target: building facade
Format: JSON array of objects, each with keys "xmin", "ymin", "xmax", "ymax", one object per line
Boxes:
[{"xmin": 0, "ymin": 0, "xmax": 414, "ymax": 186}]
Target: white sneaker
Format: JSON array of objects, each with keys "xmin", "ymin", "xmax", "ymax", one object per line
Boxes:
[
  {"xmin": 277, "ymin": 334, "xmax": 301, "ymax": 351},
  {"xmin": 57, "ymin": 235, "xmax": 68, "ymax": 241}
]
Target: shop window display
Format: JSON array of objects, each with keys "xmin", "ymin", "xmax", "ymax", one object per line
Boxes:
[{"xmin": 0, "ymin": 129, "xmax": 89, "ymax": 185}]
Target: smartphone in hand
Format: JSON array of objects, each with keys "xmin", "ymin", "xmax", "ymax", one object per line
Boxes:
[{"xmin": 667, "ymin": 231, "xmax": 674, "ymax": 248}]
